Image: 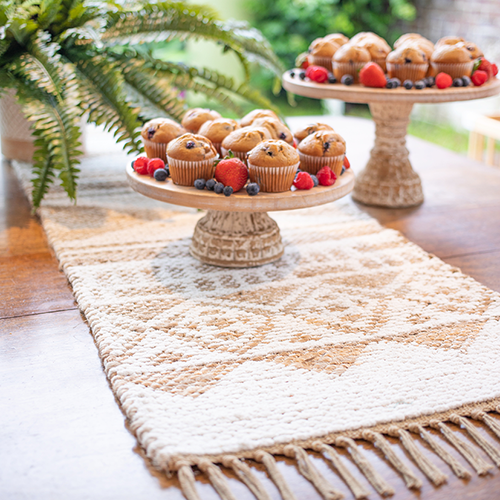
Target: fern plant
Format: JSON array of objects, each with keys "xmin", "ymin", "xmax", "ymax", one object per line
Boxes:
[{"xmin": 0, "ymin": 0, "xmax": 284, "ymax": 208}]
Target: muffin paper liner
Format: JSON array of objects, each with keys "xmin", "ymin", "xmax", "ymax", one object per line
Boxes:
[
  {"xmin": 310, "ymin": 55, "xmax": 333, "ymax": 73},
  {"xmin": 167, "ymin": 156, "xmax": 217, "ymax": 186},
  {"xmin": 333, "ymin": 61, "xmax": 368, "ymax": 83},
  {"xmin": 386, "ymin": 62, "xmax": 428, "ymax": 82},
  {"xmin": 211, "ymin": 142, "xmax": 222, "ymax": 156},
  {"xmin": 372, "ymin": 57, "xmax": 387, "ymax": 73},
  {"xmin": 248, "ymin": 161, "xmax": 299, "ymax": 193},
  {"xmin": 221, "ymin": 147, "xmax": 248, "ymax": 165},
  {"xmin": 298, "ymin": 152, "xmax": 344, "ymax": 177},
  {"xmin": 430, "ymin": 61, "xmax": 474, "ymax": 78},
  {"xmin": 143, "ymin": 139, "xmax": 167, "ymax": 162}
]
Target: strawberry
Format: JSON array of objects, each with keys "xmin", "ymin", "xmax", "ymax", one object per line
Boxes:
[
  {"xmin": 476, "ymin": 58, "xmax": 493, "ymax": 80},
  {"xmin": 147, "ymin": 158, "xmax": 165, "ymax": 177},
  {"xmin": 343, "ymin": 156, "xmax": 350, "ymax": 169},
  {"xmin": 134, "ymin": 156, "xmax": 150, "ymax": 175},
  {"xmin": 359, "ymin": 62, "xmax": 386, "ymax": 88},
  {"xmin": 295, "ymin": 52, "xmax": 310, "ymax": 70},
  {"xmin": 316, "ymin": 166, "xmax": 337, "ymax": 186},
  {"xmin": 292, "ymin": 138, "xmax": 298, "ymax": 149},
  {"xmin": 214, "ymin": 156, "xmax": 248, "ymax": 192},
  {"xmin": 293, "ymin": 172, "xmax": 314, "ymax": 190},
  {"xmin": 471, "ymin": 70, "xmax": 488, "ymax": 87},
  {"xmin": 306, "ymin": 65, "xmax": 329, "ymax": 83},
  {"xmin": 435, "ymin": 72, "xmax": 453, "ymax": 89}
]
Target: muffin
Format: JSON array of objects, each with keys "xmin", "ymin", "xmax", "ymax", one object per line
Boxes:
[
  {"xmin": 462, "ymin": 41, "xmax": 484, "ymax": 60},
  {"xmin": 333, "ymin": 44, "xmax": 371, "ymax": 83},
  {"xmin": 251, "ymin": 118, "xmax": 294, "ymax": 145},
  {"xmin": 141, "ymin": 118, "xmax": 185, "ymax": 162},
  {"xmin": 309, "ymin": 38, "xmax": 340, "ymax": 72},
  {"xmin": 293, "ymin": 122, "xmax": 334, "ymax": 145},
  {"xmin": 247, "ymin": 140, "xmax": 300, "ymax": 193},
  {"xmin": 435, "ymin": 36, "xmax": 466, "ymax": 48},
  {"xmin": 240, "ymin": 109, "xmax": 280, "ymax": 127},
  {"xmin": 181, "ymin": 108, "xmax": 222, "ymax": 133},
  {"xmin": 355, "ymin": 36, "xmax": 391, "ymax": 72},
  {"xmin": 386, "ymin": 46, "xmax": 429, "ymax": 82},
  {"xmin": 394, "ymin": 33, "xmax": 430, "ymax": 49},
  {"xmin": 351, "ymin": 32, "xmax": 386, "ymax": 45},
  {"xmin": 166, "ymin": 133, "xmax": 218, "ymax": 186},
  {"xmin": 431, "ymin": 44, "xmax": 474, "ymax": 78},
  {"xmin": 220, "ymin": 127, "xmax": 272, "ymax": 164},
  {"xmin": 298, "ymin": 130, "xmax": 346, "ymax": 177},
  {"xmin": 197, "ymin": 118, "xmax": 239, "ymax": 155}
]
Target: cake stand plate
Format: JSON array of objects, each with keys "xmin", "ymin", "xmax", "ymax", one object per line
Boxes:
[
  {"xmin": 283, "ymin": 72, "xmax": 500, "ymax": 208},
  {"xmin": 126, "ymin": 164, "xmax": 355, "ymax": 267}
]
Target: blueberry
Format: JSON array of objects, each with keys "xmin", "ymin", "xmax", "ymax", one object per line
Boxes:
[
  {"xmin": 341, "ymin": 74, "xmax": 354, "ymax": 85},
  {"xmin": 328, "ymin": 73, "xmax": 336, "ymax": 84},
  {"xmin": 461, "ymin": 76, "xmax": 471, "ymax": 87},
  {"xmin": 404, "ymin": 57, "xmax": 412, "ymax": 64},
  {"xmin": 425, "ymin": 76, "xmax": 435, "ymax": 87},
  {"xmin": 414, "ymin": 80, "xmax": 425, "ymax": 90},
  {"xmin": 186, "ymin": 140, "xmax": 195, "ymax": 149},
  {"xmin": 154, "ymin": 169, "xmax": 168, "ymax": 181},
  {"xmin": 298, "ymin": 71, "xmax": 306, "ymax": 80},
  {"xmin": 386, "ymin": 79, "xmax": 395, "ymax": 89},
  {"xmin": 214, "ymin": 182, "xmax": 224, "ymax": 194},
  {"xmin": 290, "ymin": 70, "xmax": 295, "ymax": 78},
  {"xmin": 131, "ymin": 160, "xmax": 136, "ymax": 170},
  {"xmin": 147, "ymin": 127, "xmax": 155, "ymax": 139},
  {"xmin": 310, "ymin": 174, "xmax": 319, "ymax": 187},
  {"xmin": 246, "ymin": 183, "xmax": 260, "ymax": 196},
  {"xmin": 194, "ymin": 178, "xmax": 206, "ymax": 190},
  {"xmin": 341, "ymin": 165, "xmax": 346, "ymax": 175},
  {"xmin": 223, "ymin": 186, "xmax": 233, "ymax": 197},
  {"xmin": 205, "ymin": 179, "xmax": 216, "ymax": 191},
  {"xmin": 164, "ymin": 165, "xmax": 170, "ymax": 177},
  {"xmin": 403, "ymin": 80, "xmax": 413, "ymax": 90},
  {"xmin": 392, "ymin": 78, "xmax": 401, "ymax": 88},
  {"xmin": 452, "ymin": 78, "xmax": 463, "ymax": 87},
  {"xmin": 279, "ymin": 132, "xmax": 287, "ymax": 140}
]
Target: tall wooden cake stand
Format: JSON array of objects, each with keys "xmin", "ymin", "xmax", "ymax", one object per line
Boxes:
[
  {"xmin": 283, "ymin": 72, "xmax": 500, "ymax": 208},
  {"xmin": 126, "ymin": 164, "xmax": 354, "ymax": 268}
]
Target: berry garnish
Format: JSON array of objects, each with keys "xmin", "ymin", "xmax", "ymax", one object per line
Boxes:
[
  {"xmin": 306, "ymin": 65, "xmax": 329, "ymax": 83},
  {"xmin": 328, "ymin": 74, "xmax": 337, "ymax": 84},
  {"xmin": 316, "ymin": 166, "xmax": 337, "ymax": 186},
  {"xmin": 341, "ymin": 165, "xmax": 345, "ymax": 175},
  {"xmin": 206, "ymin": 179, "xmax": 216, "ymax": 191},
  {"xmin": 246, "ymin": 183, "xmax": 260, "ymax": 196},
  {"xmin": 475, "ymin": 58, "xmax": 493, "ymax": 80},
  {"xmin": 293, "ymin": 171, "xmax": 314, "ymax": 190},
  {"xmin": 295, "ymin": 52, "xmax": 310, "ymax": 70},
  {"xmin": 359, "ymin": 62, "xmax": 386, "ymax": 88},
  {"xmin": 392, "ymin": 78, "xmax": 401, "ymax": 88},
  {"xmin": 343, "ymin": 156, "xmax": 350, "ymax": 169},
  {"xmin": 462, "ymin": 76, "xmax": 472, "ymax": 87},
  {"xmin": 292, "ymin": 138, "xmax": 298, "ymax": 149},
  {"xmin": 147, "ymin": 127, "xmax": 155, "ymax": 139},
  {"xmin": 154, "ymin": 169, "xmax": 168, "ymax": 182},
  {"xmin": 186, "ymin": 140, "xmax": 195, "ymax": 149},
  {"xmin": 492, "ymin": 63, "xmax": 498, "ymax": 76},
  {"xmin": 310, "ymin": 174, "xmax": 319, "ymax": 187},
  {"xmin": 147, "ymin": 157, "xmax": 165, "ymax": 177},
  {"xmin": 134, "ymin": 156, "xmax": 150, "ymax": 175},
  {"xmin": 452, "ymin": 78, "xmax": 463, "ymax": 87},
  {"xmin": 403, "ymin": 80, "xmax": 413, "ymax": 90},
  {"xmin": 414, "ymin": 80, "xmax": 425, "ymax": 90},
  {"xmin": 425, "ymin": 77, "xmax": 435, "ymax": 87},
  {"xmin": 386, "ymin": 79, "xmax": 395, "ymax": 89},
  {"xmin": 223, "ymin": 186, "xmax": 234, "ymax": 197},
  {"xmin": 214, "ymin": 156, "xmax": 248, "ymax": 192},
  {"xmin": 194, "ymin": 179, "xmax": 206, "ymax": 190},
  {"xmin": 341, "ymin": 74, "xmax": 354, "ymax": 85},
  {"xmin": 214, "ymin": 182, "xmax": 224, "ymax": 194},
  {"xmin": 131, "ymin": 160, "xmax": 136, "ymax": 170},
  {"xmin": 298, "ymin": 71, "xmax": 306, "ymax": 80},
  {"xmin": 290, "ymin": 70, "xmax": 295, "ymax": 78},
  {"xmin": 164, "ymin": 165, "xmax": 170, "ymax": 177},
  {"xmin": 471, "ymin": 70, "xmax": 488, "ymax": 87},
  {"xmin": 436, "ymin": 72, "xmax": 453, "ymax": 89}
]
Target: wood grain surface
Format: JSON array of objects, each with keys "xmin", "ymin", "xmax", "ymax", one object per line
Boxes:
[{"xmin": 2, "ymin": 116, "xmax": 500, "ymax": 500}]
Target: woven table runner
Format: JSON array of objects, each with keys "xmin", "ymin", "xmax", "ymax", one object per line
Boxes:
[{"xmin": 13, "ymin": 154, "xmax": 500, "ymax": 499}]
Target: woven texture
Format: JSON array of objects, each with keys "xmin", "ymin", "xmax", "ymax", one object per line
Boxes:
[{"xmin": 13, "ymin": 155, "xmax": 500, "ymax": 473}]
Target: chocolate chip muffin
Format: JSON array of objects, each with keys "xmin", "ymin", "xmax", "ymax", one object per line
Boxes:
[
  {"xmin": 181, "ymin": 108, "xmax": 222, "ymax": 133},
  {"xmin": 333, "ymin": 44, "xmax": 371, "ymax": 83},
  {"xmin": 166, "ymin": 133, "xmax": 218, "ymax": 185},
  {"xmin": 247, "ymin": 139, "xmax": 300, "ymax": 192},
  {"xmin": 251, "ymin": 118, "xmax": 294, "ymax": 145},
  {"xmin": 221, "ymin": 127, "xmax": 272, "ymax": 164},
  {"xmin": 386, "ymin": 46, "xmax": 429, "ymax": 82},
  {"xmin": 309, "ymin": 38, "xmax": 340, "ymax": 72},
  {"xmin": 240, "ymin": 109, "xmax": 279, "ymax": 127},
  {"xmin": 293, "ymin": 122, "xmax": 334, "ymax": 145},
  {"xmin": 197, "ymin": 118, "xmax": 240, "ymax": 154},
  {"xmin": 140, "ymin": 118, "xmax": 185, "ymax": 162},
  {"xmin": 431, "ymin": 44, "xmax": 474, "ymax": 78},
  {"xmin": 298, "ymin": 130, "xmax": 346, "ymax": 176}
]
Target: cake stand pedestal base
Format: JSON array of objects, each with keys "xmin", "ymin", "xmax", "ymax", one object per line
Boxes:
[
  {"xmin": 190, "ymin": 210, "xmax": 284, "ymax": 268},
  {"xmin": 352, "ymin": 102, "xmax": 424, "ymax": 208}
]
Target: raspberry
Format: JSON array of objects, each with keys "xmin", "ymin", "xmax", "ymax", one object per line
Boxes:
[
  {"xmin": 134, "ymin": 156, "xmax": 150, "ymax": 175},
  {"xmin": 293, "ymin": 172, "xmax": 314, "ymax": 190},
  {"xmin": 316, "ymin": 166, "xmax": 337, "ymax": 186},
  {"xmin": 476, "ymin": 59, "xmax": 493, "ymax": 80},
  {"xmin": 435, "ymin": 72, "xmax": 453, "ymax": 89},
  {"xmin": 492, "ymin": 63, "xmax": 498, "ymax": 76},
  {"xmin": 471, "ymin": 70, "xmax": 488, "ymax": 87},
  {"xmin": 343, "ymin": 156, "xmax": 350, "ymax": 169},
  {"xmin": 292, "ymin": 138, "xmax": 298, "ymax": 149},
  {"xmin": 147, "ymin": 158, "xmax": 165, "ymax": 177},
  {"xmin": 305, "ymin": 65, "xmax": 329, "ymax": 83}
]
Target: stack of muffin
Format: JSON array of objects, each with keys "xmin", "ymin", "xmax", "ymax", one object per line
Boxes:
[{"xmin": 139, "ymin": 108, "xmax": 346, "ymax": 193}]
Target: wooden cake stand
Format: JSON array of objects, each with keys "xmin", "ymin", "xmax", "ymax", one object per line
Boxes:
[
  {"xmin": 126, "ymin": 164, "xmax": 355, "ymax": 267},
  {"xmin": 283, "ymin": 72, "xmax": 500, "ymax": 208}
]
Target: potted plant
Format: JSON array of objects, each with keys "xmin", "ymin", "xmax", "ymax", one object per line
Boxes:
[{"xmin": 0, "ymin": 0, "xmax": 283, "ymax": 207}]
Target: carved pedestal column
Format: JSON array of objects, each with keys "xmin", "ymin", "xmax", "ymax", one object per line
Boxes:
[
  {"xmin": 190, "ymin": 210, "xmax": 284, "ymax": 267},
  {"xmin": 352, "ymin": 102, "xmax": 424, "ymax": 208}
]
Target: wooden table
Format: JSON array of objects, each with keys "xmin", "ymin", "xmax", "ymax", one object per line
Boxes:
[{"xmin": 2, "ymin": 116, "xmax": 500, "ymax": 500}]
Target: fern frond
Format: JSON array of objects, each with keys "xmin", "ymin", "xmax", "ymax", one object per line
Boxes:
[{"xmin": 31, "ymin": 135, "xmax": 57, "ymax": 208}]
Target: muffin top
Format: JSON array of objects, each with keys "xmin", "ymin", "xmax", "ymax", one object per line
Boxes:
[
  {"xmin": 221, "ymin": 127, "xmax": 272, "ymax": 153},
  {"xmin": 435, "ymin": 36, "xmax": 466, "ymax": 48},
  {"xmin": 387, "ymin": 46, "xmax": 428, "ymax": 65},
  {"xmin": 401, "ymin": 38, "xmax": 435, "ymax": 59},
  {"xmin": 197, "ymin": 118, "xmax": 240, "ymax": 143},
  {"xmin": 247, "ymin": 140, "xmax": 299, "ymax": 168},
  {"xmin": 431, "ymin": 44, "xmax": 472, "ymax": 63},
  {"xmin": 167, "ymin": 133, "xmax": 218, "ymax": 161},
  {"xmin": 355, "ymin": 37, "xmax": 391, "ymax": 59},
  {"xmin": 333, "ymin": 44, "xmax": 371, "ymax": 63},
  {"xmin": 294, "ymin": 122, "xmax": 334, "ymax": 142},
  {"xmin": 251, "ymin": 118, "xmax": 294, "ymax": 145},
  {"xmin": 309, "ymin": 38, "xmax": 340, "ymax": 58},
  {"xmin": 462, "ymin": 41, "xmax": 483, "ymax": 59},
  {"xmin": 394, "ymin": 33, "xmax": 428, "ymax": 48},
  {"xmin": 141, "ymin": 118, "xmax": 185, "ymax": 144},
  {"xmin": 323, "ymin": 33, "xmax": 349, "ymax": 46},
  {"xmin": 181, "ymin": 108, "xmax": 222, "ymax": 133},
  {"xmin": 298, "ymin": 130, "xmax": 346, "ymax": 157},
  {"xmin": 351, "ymin": 32, "xmax": 385, "ymax": 44},
  {"xmin": 240, "ymin": 109, "xmax": 279, "ymax": 127}
]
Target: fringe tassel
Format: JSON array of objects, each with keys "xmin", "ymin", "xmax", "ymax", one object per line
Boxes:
[
  {"xmin": 254, "ymin": 451, "xmax": 297, "ymax": 500},
  {"xmin": 312, "ymin": 441, "xmax": 371, "ymax": 499},
  {"xmin": 335, "ymin": 436, "xmax": 394, "ymax": 497},
  {"xmin": 198, "ymin": 460, "xmax": 237, "ymax": 500},
  {"xmin": 473, "ymin": 410, "xmax": 500, "ymax": 441},
  {"xmin": 284, "ymin": 445, "xmax": 344, "ymax": 500},
  {"xmin": 409, "ymin": 424, "xmax": 471, "ymax": 479},
  {"xmin": 178, "ymin": 464, "xmax": 201, "ymax": 500},
  {"xmin": 395, "ymin": 428, "xmax": 448, "ymax": 485},
  {"xmin": 433, "ymin": 422, "xmax": 494, "ymax": 476},
  {"xmin": 451, "ymin": 415, "xmax": 500, "ymax": 467},
  {"xmin": 363, "ymin": 431, "xmax": 422, "ymax": 489},
  {"xmin": 221, "ymin": 457, "xmax": 272, "ymax": 500}
]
